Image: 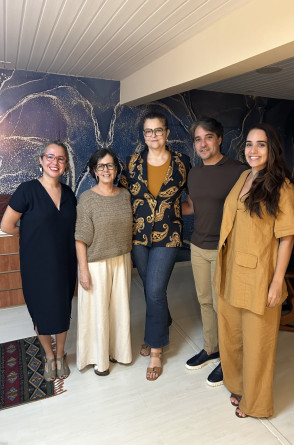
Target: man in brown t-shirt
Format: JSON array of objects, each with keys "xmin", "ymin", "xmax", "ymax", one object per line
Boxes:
[{"xmin": 182, "ymin": 117, "xmax": 247, "ymax": 386}]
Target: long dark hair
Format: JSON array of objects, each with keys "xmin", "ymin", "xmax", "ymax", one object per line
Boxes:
[{"xmin": 244, "ymin": 123, "xmax": 292, "ymax": 218}]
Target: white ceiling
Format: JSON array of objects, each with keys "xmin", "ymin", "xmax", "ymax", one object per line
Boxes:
[
  {"xmin": 0, "ymin": 0, "xmax": 249, "ymax": 80},
  {"xmin": 0, "ymin": 0, "xmax": 293, "ymax": 100},
  {"xmin": 198, "ymin": 56, "xmax": 294, "ymax": 101}
]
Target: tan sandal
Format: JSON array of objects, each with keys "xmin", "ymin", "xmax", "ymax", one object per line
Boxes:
[
  {"xmin": 140, "ymin": 343, "xmax": 151, "ymax": 357},
  {"xmin": 146, "ymin": 351, "xmax": 162, "ymax": 381}
]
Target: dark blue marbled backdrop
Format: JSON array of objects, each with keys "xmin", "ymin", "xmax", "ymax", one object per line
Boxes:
[{"xmin": 1, "ymin": 69, "xmax": 294, "ymax": 246}]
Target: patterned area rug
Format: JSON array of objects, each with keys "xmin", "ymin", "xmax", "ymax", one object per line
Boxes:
[{"xmin": 0, "ymin": 336, "xmax": 66, "ymax": 410}]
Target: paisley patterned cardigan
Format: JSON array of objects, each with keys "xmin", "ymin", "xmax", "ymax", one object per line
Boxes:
[{"xmin": 120, "ymin": 146, "xmax": 190, "ymax": 247}]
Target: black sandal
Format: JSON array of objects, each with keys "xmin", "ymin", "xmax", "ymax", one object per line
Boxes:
[
  {"xmin": 94, "ymin": 365, "xmax": 109, "ymax": 376},
  {"xmin": 230, "ymin": 393, "xmax": 242, "ymax": 407},
  {"xmin": 235, "ymin": 407, "xmax": 248, "ymax": 418}
]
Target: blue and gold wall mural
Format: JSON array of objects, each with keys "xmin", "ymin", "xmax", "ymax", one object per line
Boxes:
[{"xmin": 1, "ymin": 68, "xmax": 294, "ymax": 249}]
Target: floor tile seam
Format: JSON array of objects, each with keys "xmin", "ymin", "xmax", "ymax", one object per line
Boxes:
[
  {"xmin": 173, "ymin": 320, "xmax": 292, "ymax": 443},
  {"xmin": 171, "ymin": 318, "xmax": 203, "ymax": 353},
  {"xmin": 259, "ymin": 419, "xmax": 293, "ymax": 445},
  {"xmin": 131, "ymin": 276, "xmax": 144, "ymax": 289}
]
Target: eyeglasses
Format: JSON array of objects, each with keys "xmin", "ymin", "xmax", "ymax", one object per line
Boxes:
[
  {"xmin": 143, "ymin": 128, "xmax": 166, "ymax": 137},
  {"xmin": 42, "ymin": 153, "xmax": 67, "ymax": 164},
  {"xmin": 96, "ymin": 163, "xmax": 115, "ymax": 171}
]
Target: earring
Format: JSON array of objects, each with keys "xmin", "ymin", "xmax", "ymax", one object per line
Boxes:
[
  {"xmin": 96, "ymin": 175, "xmax": 99, "ymax": 183},
  {"xmin": 39, "ymin": 165, "xmax": 43, "ymax": 173}
]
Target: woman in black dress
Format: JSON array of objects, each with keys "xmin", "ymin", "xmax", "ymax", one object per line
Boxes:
[{"xmin": 1, "ymin": 141, "xmax": 77, "ymax": 381}]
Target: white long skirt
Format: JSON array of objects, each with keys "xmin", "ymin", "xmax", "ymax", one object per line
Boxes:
[{"xmin": 77, "ymin": 253, "xmax": 132, "ymax": 372}]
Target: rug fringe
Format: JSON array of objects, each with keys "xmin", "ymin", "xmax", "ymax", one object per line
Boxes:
[
  {"xmin": 0, "ymin": 336, "xmax": 67, "ymax": 410},
  {"xmin": 53, "ymin": 378, "xmax": 67, "ymax": 395}
]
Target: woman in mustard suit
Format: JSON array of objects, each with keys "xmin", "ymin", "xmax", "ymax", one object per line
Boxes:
[{"xmin": 214, "ymin": 123, "xmax": 294, "ymax": 418}]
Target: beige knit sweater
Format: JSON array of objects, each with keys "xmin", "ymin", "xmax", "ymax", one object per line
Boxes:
[{"xmin": 75, "ymin": 187, "xmax": 133, "ymax": 262}]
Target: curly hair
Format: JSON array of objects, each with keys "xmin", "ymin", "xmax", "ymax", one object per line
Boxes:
[{"xmin": 244, "ymin": 123, "xmax": 292, "ymax": 218}]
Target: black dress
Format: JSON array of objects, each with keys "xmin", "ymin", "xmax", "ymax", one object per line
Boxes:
[{"xmin": 9, "ymin": 180, "xmax": 77, "ymax": 335}]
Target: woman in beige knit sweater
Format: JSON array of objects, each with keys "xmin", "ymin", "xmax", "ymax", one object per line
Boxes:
[{"xmin": 75, "ymin": 148, "xmax": 133, "ymax": 376}]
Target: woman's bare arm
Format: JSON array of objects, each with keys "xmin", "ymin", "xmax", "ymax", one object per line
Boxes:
[
  {"xmin": 1, "ymin": 206, "xmax": 22, "ymax": 236},
  {"xmin": 75, "ymin": 240, "xmax": 92, "ymax": 291}
]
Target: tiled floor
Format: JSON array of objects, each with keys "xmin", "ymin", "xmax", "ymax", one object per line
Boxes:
[{"xmin": 0, "ymin": 263, "xmax": 293, "ymax": 445}]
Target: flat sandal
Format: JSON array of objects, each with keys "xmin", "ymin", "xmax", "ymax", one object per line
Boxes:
[
  {"xmin": 146, "ymin": 351, "xmax": 162, "ymax": 381},
  {"xmin": 140, "ymin": 343, "xmax": 151, "ymax": 357},
  {"xmin": 44, "ymin": 357, "xmax": 56, "ymax": 382},
  {"xmin": 230, "ymin": 393, "xmax": 242, "ymax": 407},
  {"xmin": 94, "ymin": 365, "xmax": 110, "ymax": 376},
  {"xmin": 56, "ymin": 353, "xmax": 70, "ymax": 379},
  {"xmin": 235, "ymin": 407, "xmax": 248, "ymax": 418}
]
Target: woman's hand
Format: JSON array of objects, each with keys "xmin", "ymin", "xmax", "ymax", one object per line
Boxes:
[
  {"xmin": 267, "ymin": 279, "xmax": 283, "ymax": 308},
  {"xmin": 79, "ymin": 269, "xmax": 92, "ymax": 291},
  {"xmin": 267, "ymin": 235, "xmax": 294, "ymax": 308}
]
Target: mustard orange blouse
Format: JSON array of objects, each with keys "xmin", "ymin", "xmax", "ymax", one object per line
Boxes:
[{"xmin": 147, "ymin": 153, "xmax": 171, "ymax": 198}]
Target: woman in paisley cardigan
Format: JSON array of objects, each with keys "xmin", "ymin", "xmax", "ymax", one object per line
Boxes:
[{"xmin": 120, "ymin": 111, "xmax": 190, "ymax": 380}]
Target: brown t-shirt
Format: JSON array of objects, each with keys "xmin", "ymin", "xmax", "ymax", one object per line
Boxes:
[{"xmin": 188, "ymin": 155, "xmax": 247, "ymax": 250}]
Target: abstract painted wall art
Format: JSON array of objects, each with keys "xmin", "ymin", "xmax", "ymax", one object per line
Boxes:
[
  {"xmin": 1, "ymin": 69, "xmax": 294, "ymax": 198},
  {"xmin": 1, "ymin": 69, "xmax": 294, "ymax": 247}
]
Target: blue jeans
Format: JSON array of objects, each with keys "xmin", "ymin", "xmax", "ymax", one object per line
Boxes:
[{"xmin": 132, "ymin": 245, "xmax": 179, "ymax": 348}]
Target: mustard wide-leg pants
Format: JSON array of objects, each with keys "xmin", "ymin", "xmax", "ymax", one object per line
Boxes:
[{"xmin": 218, "ymin": 296, "xmax": 281, "ymax": 417}]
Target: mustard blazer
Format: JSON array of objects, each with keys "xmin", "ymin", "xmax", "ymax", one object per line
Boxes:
[
  {"xmin": 214, "ymin": 170, "xmax": 294, "ymax": 315},
  {"xmin": 120, "ymin": 146, "xmax": 190, "ymax": 247}
]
